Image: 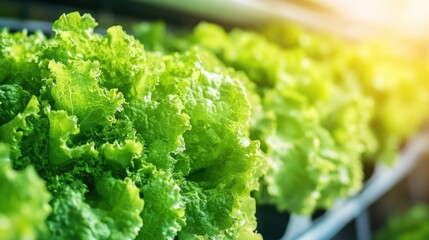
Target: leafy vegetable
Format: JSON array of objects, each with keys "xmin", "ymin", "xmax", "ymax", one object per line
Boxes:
[
  {"xmin": 375, "ymin": 205, "xmax": 429, "ymax": 240},
  {"xmin": 125, "ymin": 49, "xmax": 264, "ymax": 239},
  {"xmin": 2, "ymin": 10, "xmax": 428, "ymax": 239},
  {"xmin": 0, "ymin": 12, "xmax": 263, "ymax": 239},
  {"xmin": 0, "ymin": 84, "xmax": 31, "ymax": 125}
]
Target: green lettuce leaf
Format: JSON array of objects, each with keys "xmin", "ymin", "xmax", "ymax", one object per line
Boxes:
[
  {"xmin": 47, "ymin": 12, "xmax": 148, "ymax": 99},
  {"xmin": 49, "ymin": 59, "xmax": 125, "ymax": 131},
  {"xmin": 45, "ymin": 107, "xmax": 98, "ymax": 166},
  {"xmin": 101, "ymin": 140, "xmax": 143, "ymax": 169},
  {"xmin": 0, "ymin": 96, "xmax": 40, "ymax": 161},
  {"xmin": 0, "ymin": 84, "xmax": 31, "ymax": 125},
  {"xmin": 130, "ymin": 164, "xmax": 185, "ymax": 240},
  {"xmin": 47, "ymin": 174, "xmax": 143, "ymax": 240},
  {"xmin": 0, "ymin": 143, "xmax": 51, "ymax": 240}
]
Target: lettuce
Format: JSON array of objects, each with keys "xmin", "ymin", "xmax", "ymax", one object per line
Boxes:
[
  {"xmin": 375, "ymin": 205, "xmax": 429, "ymax": 240},
  {"xmin": 0, "ymin": 12, "xmax": 263, "ymax": 239},
  {"xmin": 125, "ymin": 48, "xmax": 264, "ymax": 239}
]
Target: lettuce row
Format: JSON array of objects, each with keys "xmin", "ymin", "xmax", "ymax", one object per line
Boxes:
[
  {"xmin": 261, "ymin": 23, "xmax": 429, "ymax": 164},
  {"xmin": 156, "ymin": 23, "xmax": 376, "ymax": 214},
  {"xmin": 140, "ymin": 21, "xmax": 427, "ymax": 214}
]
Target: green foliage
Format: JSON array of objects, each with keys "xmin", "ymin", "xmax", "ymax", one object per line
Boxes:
[
  {"xmin": 0, "ymin": 143, "xmax": 51, "ymax": 240},
  {"xmin": 49, "ymin": 59, "xmax": 125, "ymax": 131},
  {"xmin": 139, "ymin": 21, "xmax": 428, "ymax": 215},
  {"xmin": 176, "ymin": 22, "xmax": 376, "ymax": 214},
  {"xmin": 2, "ymin": 9, "xmax": 428, "ymax": 239},
  {"xmin": 0, "ymin": 84, "xmax": 31, "ymax": 125},
  {"xmin": 375, "ymin": 205, "xmax": 429, "ymax": 240},
  {"xmin": 47, "ymin": 175, "xmax": 144, "ymax": 240},
  {"xmin": 0, "ymin": 12, "xmax": 263, "ymax": 239}
]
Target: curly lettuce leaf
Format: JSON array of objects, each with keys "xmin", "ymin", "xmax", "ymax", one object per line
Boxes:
[
  {"xmin": 46, "ymin": 12, "xmax": 101, "ymax": 63},
  {"xmin": 129, "ymin": 164, "xmax": 185, "ymax": 240},
  {"xmin": 0, "ymin": 84, "xmax": 31, "ymax": 125},
  {"xmin": 101, "ymin": 140, "xmax": 143, "ymax": 169},
  {"xmin": 48, "ymin": 12, "xmax": 148, "ymax": 99},
  {"xmin": 0, "ymin": 96, "xmax": 40, "ymax": 161},
  {"xmin": 125, "ymin": 91, "xmax": 190, "ymax": 170},
  {"xmin": 98, "ymin": 26, "xmax": 147, "ymax": 98},
  {"xmin": 94, "ymin": 174, "xmax": 144, "ymax": 239},
  {"xmin": 52, "ymin": 12, "xmax": 98, "ymax": 34},
  {"xmin": 48, "ymin": 174, "xmax": 143, "ymax": 240},
  {"xmin": 45, "ymin": 107, "xmax": 98, "ymax": 166},
  {"xmin": 49, "ymin": 59, "xmax": 125, "ymax": 131}
]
